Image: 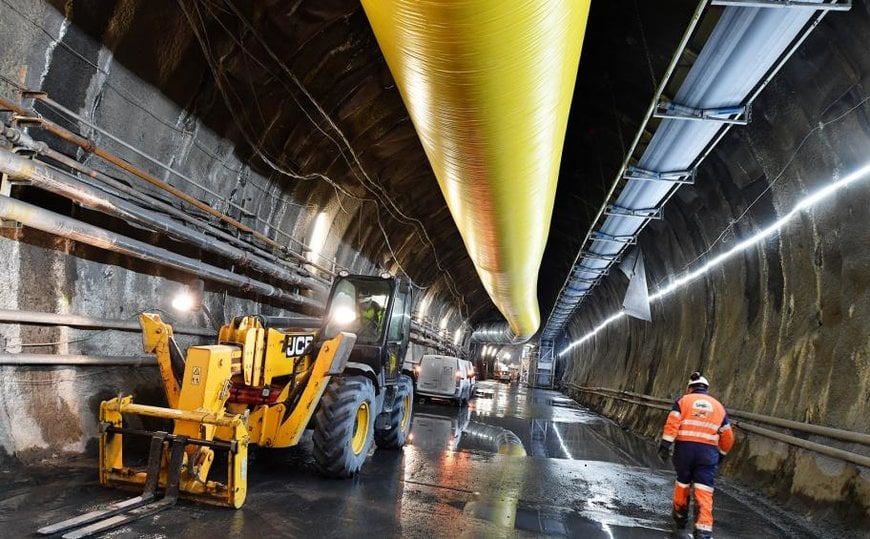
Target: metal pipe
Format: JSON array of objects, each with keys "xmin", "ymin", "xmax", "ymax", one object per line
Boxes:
[
  {"xmin": 0, "ymin": 354, "xmax": 155, "ymax": 366},
  {"xmin": 0, "ymin": 308, "xmax": 213, "ymax": 337},
  {"xmin": 734, "ymin": 420, "xmax": 870, "ymax": 469},
  {"xmin": 30, "ymin": 94, "xmax": 338, "ymax": 277},
  {"xmin": 1, "ymin": 125, "xmax": 326, "ymax": 288},
  {"xmin": 0, "ymin": 145, "xmax": 328, "ymax": 295},
  {"xmin": 569, "ymin": 385, "xmax": 870, "ymax": 447},
  {"xmin": 577, "ymin": 385, "xmax": 870, "ymax": 469},
  {"xmin": 0, "ymin": 95, "xmax": 335, "ymax": 277},
  {"xmin": 0, "ymin": 195, "xmax": 323, "ymax": 311},
  {"xmin": 575, "ymin": 387, "xmax": 671, "ymax": 411}
]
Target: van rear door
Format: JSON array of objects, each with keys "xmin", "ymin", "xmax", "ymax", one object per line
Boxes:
[{"xmin": 438, "ymin": 359, "xmax": 456, "ymax": 393}]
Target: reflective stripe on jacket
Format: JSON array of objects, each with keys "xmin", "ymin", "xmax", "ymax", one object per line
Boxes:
[{"xmin": 662, "ymin": 391, "xmax": 734, "ymax": 454}]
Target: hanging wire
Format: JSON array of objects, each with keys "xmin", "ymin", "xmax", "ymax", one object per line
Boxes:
[
  {"xmin": 632, "ymin": 0, "xmax": 658, "ymax": 93},
  {"xmin": 182, "ymin": 0, "xmax": 468, "ymax": 315}
]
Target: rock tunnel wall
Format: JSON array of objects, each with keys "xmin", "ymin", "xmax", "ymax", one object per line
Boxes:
[
  {"xmin": 0, "ymin": 0, "xmax": 459, "ymax": 463},
  {"xmin": 561, "ymin": 4, "xmax": 870, "ymax": 525}
]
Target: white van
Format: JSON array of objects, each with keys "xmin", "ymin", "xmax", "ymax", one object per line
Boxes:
[{"xmin": 416, "ymin": 354, "xmax": 472, "ymax": 405}]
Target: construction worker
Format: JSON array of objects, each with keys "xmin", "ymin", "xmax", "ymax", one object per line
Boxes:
[
  {"xmin": 658, "ymin": 372, "xmax": 734, "ymax": 539},
  {"xmin": 357, "ymin": 296, "xmax": 385, "ymax": 342}
]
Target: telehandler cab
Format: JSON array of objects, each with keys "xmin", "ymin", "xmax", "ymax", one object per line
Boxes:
[{"xmin": 39, "ymin": 273, "xmax": 415, "ymax": 538}]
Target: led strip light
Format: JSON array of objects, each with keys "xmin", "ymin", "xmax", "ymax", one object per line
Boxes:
[{"xmin": 559, "ymin": 162, "xmax": 870, "ymax": 357}]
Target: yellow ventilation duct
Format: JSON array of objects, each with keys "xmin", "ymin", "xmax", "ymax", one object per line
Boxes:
[{"xmin": 361, "ymin": 0, "xmax": 589, "ymax": 339}]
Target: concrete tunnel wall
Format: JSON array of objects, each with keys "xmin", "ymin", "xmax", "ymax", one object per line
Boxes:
[
  {"xmin": 0, "ymin": 0, "xmax": 458, "ymax": 463},
  {"xmin": 560, "ymin": 4, "xmax": 870, "ymax": 524}
]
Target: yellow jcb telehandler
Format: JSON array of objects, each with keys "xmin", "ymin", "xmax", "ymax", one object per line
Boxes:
[{"xmin": 39, "ymin": 273, "xmax": 415, "ymax": 539}]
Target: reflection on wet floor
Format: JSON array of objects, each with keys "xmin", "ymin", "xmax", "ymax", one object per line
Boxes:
[
  {"xmin": 410, "ymin": 380, "xmax": 659, "ymax": 467},
  {"xmin": 0, "ymin": 380, "xmax": 840, "ymax": 539},
  {"xmin": 404, "ymin": 381, "xmax": 829, "ymax": 538}
]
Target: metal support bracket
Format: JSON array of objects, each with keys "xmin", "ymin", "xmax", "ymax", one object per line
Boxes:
[
  {"xmin": 1, "ymin": 174, "xmax": 21, "ymax": 228},
  {"xmin": 655, "ymin": 99, "xmax": 750, "ymax": 125},
  {"xmin": 579, "ymin": 250, "xmax": 618, "ymax": 262},
  {"xmin": 711, "ymin": 0, "xmax": 851, "ymax": 10},
  {"xmin": 574, "ymin": 264, "xmax": 610, "ymax": 275},
  {"xmin": 623, "ymin": 166, "xmax": 695, "ymax": 184},
  {"xmin": 573, "ymin": 275, "xmax": 601, "ymax": 284},
  {"xmin": 590, "ymin": 231, "xmax": 637, "ymax": 245},
  {"xmin": 565, "ymin": 284, "xmax": 591, "ymax": 292},
  {"xmin": 605, "ymin": 205, "xmax": 663, "ymax": 219}
]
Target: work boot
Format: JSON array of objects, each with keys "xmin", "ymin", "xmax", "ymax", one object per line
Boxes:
[
  {"xmin": 692, "ymin": 529, "xmax": 712, "ymax": 539},
  {"xmin": 672, "ymin": 509, "xmax": 688, "ymax": 529}
]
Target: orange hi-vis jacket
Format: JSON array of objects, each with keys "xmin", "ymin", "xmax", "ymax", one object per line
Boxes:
[{"xmin": 663, "ymin": 391, "xmax": 734, "ymax": 455}]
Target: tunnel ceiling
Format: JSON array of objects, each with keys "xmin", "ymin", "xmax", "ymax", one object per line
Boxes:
[{"xmin": 42, "ymin": 0, "xmax": 699, "ymax": 327}]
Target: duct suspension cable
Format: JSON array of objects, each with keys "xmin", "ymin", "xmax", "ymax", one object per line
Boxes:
[
  {"xmin": 0, "ymin": 195, "xmax": 324, "ymax": 311},
  {"xmin": 0, "ymin": 145, "xmax": 328, "ymax": 295}
]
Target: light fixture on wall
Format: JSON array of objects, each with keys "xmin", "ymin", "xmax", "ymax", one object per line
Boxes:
[
  {"xmin": 307, "ymin": 211, "xmax": 330, "ymax": 263},
  {"xmin": 171, "ymin": 279, "xmax": 204, "ymax": 313},
  {"xmin": 170, "ymin": 279, "xmax": 217, "ymax": 329},
  {"xmin": 559, "ymin": 161, "xmax": 870, "ymax": 357},
  {"xmin": 171, "ymin": 289, "xmax": 197, "ymax": 312}
]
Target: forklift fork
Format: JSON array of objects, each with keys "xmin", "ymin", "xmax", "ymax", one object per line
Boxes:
[{"xmin": 38, "ymin": 432, "xmax": 187, "ymax": 539}]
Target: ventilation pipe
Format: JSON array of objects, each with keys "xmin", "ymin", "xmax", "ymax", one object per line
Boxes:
[
  {"xmin": 462, "ymin": 421, "xmax": 526, "ymax": 457},
  {"xmin": 470, "ymin": 322, "xmax": 525, "ymax": 345},
  {"xmin": 361, "ymin": 0, "xmax": 590, "ymax": 340}
]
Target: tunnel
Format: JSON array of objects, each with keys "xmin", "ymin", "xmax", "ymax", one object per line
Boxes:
[{"xmin": 0, "ymin": 0, "xmax": 867, "ymax": 537}]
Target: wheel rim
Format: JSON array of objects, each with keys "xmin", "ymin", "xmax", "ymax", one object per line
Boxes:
[
  {"xmin": 400, "ymin": 393, "xmax": 412, "ymax": 431},
  {"xmin": 351, "ymin": 401, "xmax": 370, "ymax": 455}
]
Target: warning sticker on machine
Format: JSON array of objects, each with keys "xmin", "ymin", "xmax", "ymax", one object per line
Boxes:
[{"xmin": 191, "ymin": 366, "xmax": 201, "ymax": 385}]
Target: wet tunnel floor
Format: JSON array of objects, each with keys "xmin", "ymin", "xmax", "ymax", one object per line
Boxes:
[{"xmin": 0, "ymin": 381, "xmax": 835, "ymax": 538}]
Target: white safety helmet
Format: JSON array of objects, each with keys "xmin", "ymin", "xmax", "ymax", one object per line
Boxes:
[{"xmin": 687, "ymin": 371, "xmax": 709, "ymax": 391}]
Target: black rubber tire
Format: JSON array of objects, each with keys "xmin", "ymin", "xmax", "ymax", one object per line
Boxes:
[
  {"xmin": 375, "ymin": 375, "xmax": 414, "ymax": 449},
  {"xmin": 312, "ymin": 375, "xmax": 376, "ymax": 478}
]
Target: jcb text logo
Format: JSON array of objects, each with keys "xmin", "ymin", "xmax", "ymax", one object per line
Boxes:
[{"xmin": 284, "ymin": 334, "xmax": 314, "ymax": 357}]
